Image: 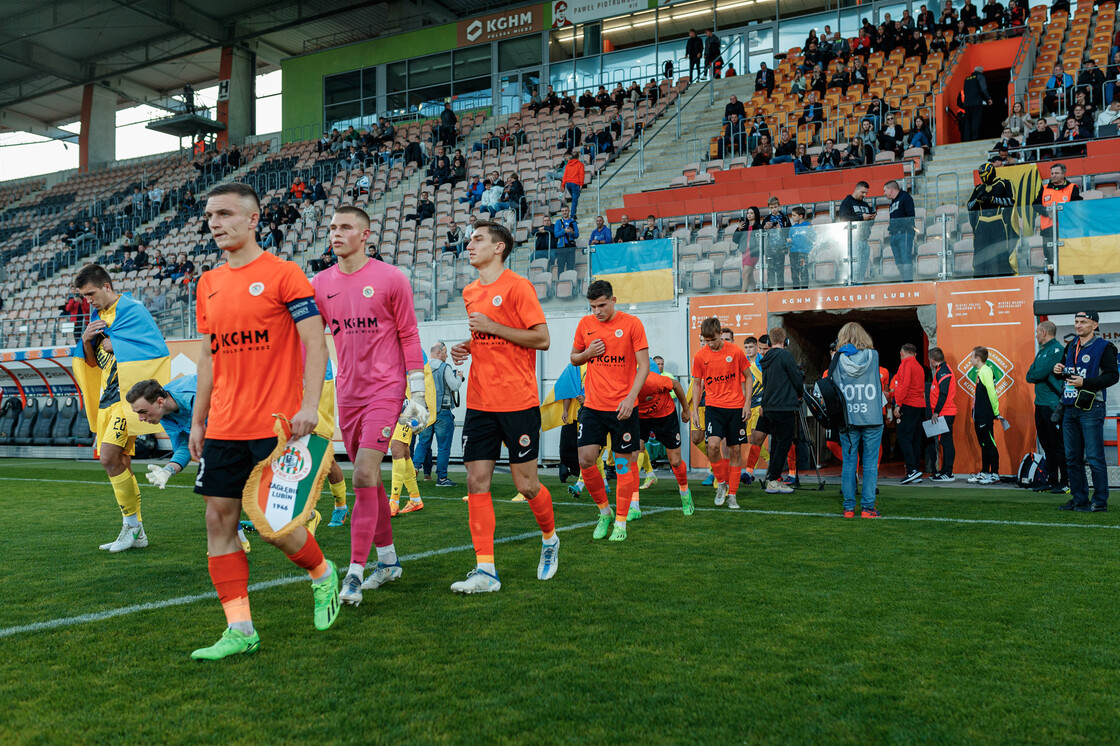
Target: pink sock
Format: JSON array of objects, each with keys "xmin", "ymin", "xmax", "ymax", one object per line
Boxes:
[
  {"xmin": 373, "ymin": 484, "xmax": 394, "ymax": 548},
  {"xmin": 349, "ymin": 486, "xmax": 379, "ymax": 566}
]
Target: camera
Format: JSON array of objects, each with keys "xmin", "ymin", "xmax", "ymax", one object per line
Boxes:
[{"xmin": 1059, "ymin": 366, "xmax": 1076, "ymax": 380}]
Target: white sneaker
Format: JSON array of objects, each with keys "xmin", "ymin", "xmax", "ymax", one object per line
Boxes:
[
  {"xmin": 361, "ymin": 561, "xmax": 402, "ymax": 590},
  {"xmin": 980, "ymin": 472, "xmax": 999, "ymax": 484},
  {"xmin": 451, "ymin": 568, "xmax": 501, "ymax": 594},
  {"xmin": 765, "ymin": 480, "xmax": 794, "ymax": 494},
  {"xmin": 727, "ymin": 494, "xmax": 740, "ymax": 510},
  {"xmin": 714, "ymin": 483, "xmax": 728, "ymax": 506},
  {"xmin": 537, "ymin": 537, "xmax": 559, "ymax": 580},
  {"xmin": 932, "ymin": 474, "xmax": 956, "ymax": 482},
  {"xmin": 339, "ymin": 573, "xmax": 363, "ymax": 606},
  {"xmin": 901, "ymin": 470, "xmax": 923, "ymax": 485},
  {"xmin": 106, "ymin": 524, "xmax": 148, "ymax": 553},
  {"xmin": 967, "ymin": 473, "xmax": 984, "ymax": 483}
]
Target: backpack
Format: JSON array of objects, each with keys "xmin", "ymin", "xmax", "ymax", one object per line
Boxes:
[
  {"xmin": 805, "ymin": 354, "xmax": 850, "ymax": 433},
  {"xmin": 1017, "ymin": 452, "xmax": 1048, "ymax": 489}
]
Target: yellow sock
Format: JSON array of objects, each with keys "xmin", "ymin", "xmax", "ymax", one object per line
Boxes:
[
  {"xmin": 329, "ymin": 477, "xmax": 347, "ymax": 508},
  {"xmin": 109, "ymin": 470, "xmax": 142, "ymax": 522},
  {"xmin": 636, "ymin": 449, "xmax": 652, "ymax": 475},
  {"xmin": 404, "ymin": 460, "xmax": 420, "ymax": 502},
  {"xmin": 695, "ymin": 440, "xmax": 708, "ymax": 458},
  {"xmin": 390, "ymin": 458, "xmax": 405, "ymax": 500}
]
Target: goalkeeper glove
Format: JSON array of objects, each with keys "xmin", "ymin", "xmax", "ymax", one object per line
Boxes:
[
  {"xmin": 146, "ymin": 463, "xmax": 174, "ymax": 489},
  {"xmin": 399, "ymin": 371, "xmax": 430, "ymax": 428}
]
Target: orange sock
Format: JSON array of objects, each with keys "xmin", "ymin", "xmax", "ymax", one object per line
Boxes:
[
  {"xmin": 467, "ymin": 492, "xmax": 496, "ymax": 564},
  {"xmin": 787, "ymin": 448, "xmax": 797, "ymax": 477},
  {"xmin": 286, "ymin": 533, "xmax": 330, "ymax": 581},
  {"xmin": 527, "ymin": 485, "xmax": 556, "ymax": 540},
  {"xmin": 827, "ymin": 441, "xmax": 843, "ymax": 461},
  {"xmin": 671, "ymin": 460, "xmax": 689, "ymax": 489},
  {"xmin": 729, "ymin": 463, "xmax": 741, "ymax": 496},
  {"xmin": 581, "ymin": 465, "xmax": 609, "ymax": 509},
  {"xmin": 615, "ymin": 454, "xmax": 637, "ymax": 522},
  {"xmin": 711, "ymin": 457, "xmax": 728, "ymax": 484},
  {"xmin": 744, "ymin": 444, "xmax": 761, "ymax": 470},
  {"xmin": 209, "ymin": 550, "xmax": 251, "ymax": 625}
]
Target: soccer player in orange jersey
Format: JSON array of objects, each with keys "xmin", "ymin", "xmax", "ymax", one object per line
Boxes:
[
  {"xmin": 449, "ymin": 221, "xmax": 557, "ymax": 593},
  {"xmin": 633, "ymin": 370, "xmax": 693, "ymax": 518},
  {"xmin": 187, "ymin": 183, "xmax": 338, "ymax": 660},
  {"xmin": 570, "ymin": 280, "xmax": 650, "ymax": 542},
  {"xmin": 691, "ymin": 317, "xmax": 752, "ymax": 509}
]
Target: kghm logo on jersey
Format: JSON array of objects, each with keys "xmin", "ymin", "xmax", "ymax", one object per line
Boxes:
[
  {"xmin": 957, "ymin": 348, "xmax": 1014, "ymax": 398},
  {"xmin": 273, "ymin": 440, "xmax": 312, "ymax": 482},
  {"xmin": 211, "ymin": 330, "xmax": 269, "ymax": 354}
]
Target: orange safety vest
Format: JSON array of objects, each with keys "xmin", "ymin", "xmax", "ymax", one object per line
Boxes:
[{"xmin": 1040, "ymin": 181, "xmax": 1076, "ymax": 230}]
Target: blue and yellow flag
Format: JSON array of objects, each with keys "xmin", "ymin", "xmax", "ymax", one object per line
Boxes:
[
  {"xmin": 540, "ymin": 363, "xmax": 585, "ymax": 431},
  {"xmin": 1057, "ymin": 198, "xmax": 1120, "ymax": 277},
  {"xmin": 73, "ymin": 292, "xmax": 170, "ymax": 435},
  {"xmin": 591, "ymin": 238, "xmax": 674, "ymax": 304}
]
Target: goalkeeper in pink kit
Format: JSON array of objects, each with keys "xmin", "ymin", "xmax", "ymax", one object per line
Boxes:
[{"xmin": 311, "ymin": 206, "xmax": 427, "ymax": 607}]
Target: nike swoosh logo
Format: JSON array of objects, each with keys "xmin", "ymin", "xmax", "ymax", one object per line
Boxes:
[
  {"xmin": 518, "ymin": 448, "xmax": 532, "ymax": 457},
  {"xmin": 586, "ymin": 331, "xmax": 594, "ymax": 335},
  {"xmin": 327, "ymin": 292, "xmax": 340, "ymax": 299},
  {"xmin": 208, "ymin": 291, "xmax": 219, "ymax": 298}
]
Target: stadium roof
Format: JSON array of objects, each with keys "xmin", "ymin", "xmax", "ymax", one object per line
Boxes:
[{"xmin": 0, "ymin": 0, "xmax": 510, "ymax": 140}]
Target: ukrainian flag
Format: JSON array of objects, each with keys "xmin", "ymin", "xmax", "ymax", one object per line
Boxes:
[
  {"xmin": 540, "ymin": 364, "xmax": 584, "ymax": 431},
  {"xmin": 1058, "ymin": 198, "xmax": 1120, "ymax": 277},
  {"xmin": 996, "ymin": 163, "xmax": 1043, "ymax": 238},
  {"xmin": 73, "ymin": 293, "xmax": 170, "ymax": 435},
  {"xmin": 591, "ymin": 238, "xmax": 674, "ymax": 304}
]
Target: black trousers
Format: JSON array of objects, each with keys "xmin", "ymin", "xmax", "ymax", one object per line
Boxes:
[
  {"xmin": 689, "ymin": 56, "xmax": 702, "ymax": 81},
  {"xmin": 936, "ymin": 414, "xmax": 956, "ymax": 475},
  {"xmin": 975, "ymin": 419, "xmax": 999, "ymax": 474},
  {"xmin": 897, "ymin": 404, "xmax": 925, "ymax": 473},
  {"xmin": 963, "ymin": 105, "xmax": 984, "ymax": 141},
  {"xmin": 764, "ymin": 411, "xmax": 797, "ymax": 482},
  {"xmin": 1034, "ymin": 404, "xmax": 1067, "ymax": 486}
]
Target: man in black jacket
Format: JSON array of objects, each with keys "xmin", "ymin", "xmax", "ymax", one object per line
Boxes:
[
  {"xmin": 438, "ymin": 103, "xmax": 458, "ymax": 146},
  {"xmin": 759, "ymin": 327, "xmax": 803, "ymax": 495},
  {"xmin": 755, "ymin": 62, "xmax": 774, "ymax": 96},
  {"xmin": 723, "ymin": 95, "xmax": 746, "ymax": 122},
  {"xmin": 686, "ymin": 29, "xmax": 704, "ymax": 82},
  {"xmin": 614, "ymin": 214, "xmax": 638, "ymax": 243},
  {"xmin": 704, "ymin": 29, "xmax": 721, "ymax": 78},
  {"xmin": 961, "ymin": 66, "xmax": 992, "ymax": 141},
  {"xmin": 405, "ymin": 192, "xmax": 435, "ymax": 224}
]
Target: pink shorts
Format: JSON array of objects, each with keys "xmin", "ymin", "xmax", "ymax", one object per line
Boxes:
[
  {"xmin": 338, "ymin": 401, "xmax": 399, "ymax": 456},
  {"xmin": 742, "ymin": 253, "xmax": 758, "ymax": 267}
]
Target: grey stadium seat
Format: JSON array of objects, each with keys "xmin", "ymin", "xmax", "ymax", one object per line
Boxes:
[
  {"xmin": 0, "ymin": 399, "xmax": 22, "ymax": 445},
  {"xmin": 32, "ymin": 397, "xmax": 58, "ymax": 445},
  {"xmin": 12, "ymin": 398, "xmax": 39, "ymax": 445},
  {"xmin": 53, "ymin": 397, "xmax": 80, "ymax": 446}
]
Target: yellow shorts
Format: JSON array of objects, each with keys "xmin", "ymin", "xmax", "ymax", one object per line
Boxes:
[
  {"xmin": 97, "ymin": 401, "xmax": 135, "ymax": 456},
  {"xmin": 391, "ymin": 422, "xmax": 414, "ymax": 445},
  {"xmin": 747, "ymin": 406, "xmax": 760, "ymax": 433},
  {"xmin": 692, "ymin": 406, "xmax": 706, "ymax": 432},
  {"xmin": 314, "ymin": 380, "xmax": 337, "ymax": 440}
]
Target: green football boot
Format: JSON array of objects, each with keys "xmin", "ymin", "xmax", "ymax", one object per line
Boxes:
[
  {"xmin": 593, "ymin": 514, "xmax": 612, "ymax": 540},
  {"xmin": 312, "ymin": 560, "xmax": 341, "ymax": 631},
  {"xmin": 191, "ymin": 628, "xmax": 260, "ymax": 661}
]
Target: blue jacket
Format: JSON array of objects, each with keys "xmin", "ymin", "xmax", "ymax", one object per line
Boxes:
[
  {"xmin": 160, "ymin": 375, "xmax": 197, "ymax": 469},
  {"xmin": 789, "ymin": 222, "xmax": 813, "ymax": 254},
  {"xmin": 590, "ymin": 226, "xmax": 612, "ymax": 244},
  {"xmin": 554, "ymin": 217, "xmax": 579, "ymax": 247}
]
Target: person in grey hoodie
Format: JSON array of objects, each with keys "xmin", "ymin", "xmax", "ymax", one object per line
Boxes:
[
  {"xmin": 832, "ymin": 322, "xmax": 885, "ymax": 517},
  {"xmin": 759, "ymin": 327, "xmax": 803, "ymax": 494}
]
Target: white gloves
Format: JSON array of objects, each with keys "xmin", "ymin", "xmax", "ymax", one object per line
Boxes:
[
  {"xmin": 146, "ymin": 464, "xmax": 174, "ymax": 489},
  {"xmin": 399, "ymin": 371, "xmax": 430, "ymax": 428}
]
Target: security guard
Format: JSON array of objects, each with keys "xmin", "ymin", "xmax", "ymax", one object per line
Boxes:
[{"xmin": 1033, "ymin": 162, "xmax": 1081, "ymax": 267}]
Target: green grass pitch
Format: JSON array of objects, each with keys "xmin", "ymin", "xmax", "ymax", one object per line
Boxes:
[{"xmin": 2, "ymin": 458, "xmax": 1120, "ymax": 744}]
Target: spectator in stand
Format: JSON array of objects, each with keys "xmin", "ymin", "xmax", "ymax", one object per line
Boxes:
[
  {"xmin": 771, "ymin": 130, "xmax": 798, "ymax": 164},
  {"xmin": 226, "ymin": 144, "xmax": 242, "ymax": 170},
  {"xmin": 816, "ymin": 138, "xmax": 842, "ymax": 170},
  {"xmin": 829, "ymin": 63, "xmax": 851, "ymax": 96},
  {"xmin": 1044, "ymin": 63, "xmax": 1074, "ymax": 116},
  {"xmin": 751, "ymin": 133, "xmax": 774, "ymax": 167},
  {"xmin": 927, "ymin": 347, "xmax": 957, "ymax": 481},
  {"xmin": 288, "ymin": 177, "xmax": 306, "ymax": 201},
  {"xmin": 787, "ymin": 207, "xmax": 812, "ymax": 289},
  {"xmin": 553, "ymin": 206, "xmax": 578, "ymax": 273},
  {"xmin": 425, "ymin": 147, "xmax": 452, "ymax": 187},
  {"xmin": 892, "ymin": 343, "xmax": 927, "ymax": 484},
  {"xmin": 704, "ymin": 29, "xmax": 722, "ymax": 78},
  {"xmin": 300, "ymin": 197, "xmax": 320, "ymax": 226},
  {"xmin": 1033, "ymin": 162, "xmax": 1081, "ymax": 270},
  {"xmin": 1025, "ymin": 321, "xmax": 1068, "ymax": 493},
  {"xmin": 1053, "ymin": 310, "xmax": 1118, "ymax": 511},
  {"xmin": 144, "ymin": 287, "xmax": 167, "ymax": 314},
  {"xmin": 808, "ymin": 67, "xmax": 828, "ymax": 98},
  {"xmin": 559, "ymin": 121, "xmax": 582, "ymax": 151},
  {"xmin": 1072, "ymin": 103, "xmax": 1095, "ymax": 137},
  {"xmin": 686, "ymin": 29, "xmax": 704, "ymax": 81},
  {"xmin": 735, "ymin": 207, "xmax": 764, "ymax": 290},
  {"xmin": 1025, "ymin": 117, "xmax": 1056, "ymax": 160},
  {"xmin": 127, "ymin": 186, "xmax": 145, "ymax": 217},
  {"xmin": 993, "ymin": 126, "xmax": 1021, "ymax": 157},
  {"xmin": 439, "ymin": 102, "xmax": 458, "ymax": 146},
  {"xmin": 260, "ymin": 221, "xmax": 283, "ymax": 249},
  {"xmin": 307, "ymin": 176, "xmax": 327, "ymax": 203},
  {"xmin": 559, "ymin": 91, "xmax": 576, "ymax": 118},
  {"xmin": 1003, "ymin": 101, "xmax": 1033, "ymax": 138},
  {"xmin": 149, "ymin": 249, "xmax": 166, "ymax": 270},
  {"xmin": 981, "ymin": 0, "xmax": 1003, "ymax": 27},
  {"xmin": 281, "ymin": 202, "xmax": 300, "ymax": 226},
  {"xmin": 62, "ymin": 290, "xmax": 89, "ymax": 342},
  {"xmin": 180, "ymin": 189, "xmax": 197, "ymax": 214},
  {"xmin": 725, "ymin": 63, "xmax": 737, "ymax": 77},
  {"xmin": 544, "ymin": 85, "xmax": 560, "ymax": 113},
  {"xmin": 884, "ymin": 180, "xmax": 917, "ymax": 282},
  {"xmin": 615, "ymin": 214, "xmax": 638, "ymax": 243},
  {"xmin": 853, "ymin": 28, "xmax": 873, "ymax": 59},
  {"xmin": 65, "ymin": 220, "xmax": 79, "ymax": 245},
  {"xmin": 724, "ymin": 94, "xmax": 746, "ymax": 122},
  {"xmin": 459, "ymin": 175, "xmax": 484, "ymax": 208},
  {"xmin": 879, "ymin": 113, "xmax": 904, "ymax": 156},
  {"xmin": 640, "ymin": 215, "xmax": 661, "ymax": 240},
  {"xmin": 592, "ymin": 126, "xmax": 615, "ymax": 157},
  {"xmin": 406, "ymin": 192, "xmax": 436, "ymax": 224},
  {"xmin": 905, "ymin": 29, "xmax": 929, "ymax": 65},
  {"xmin": 842, "ymin": 136, "xmax": 873, "ymax": 167},
  {"xmin": 789, "ymin": 142, "xmax": 812, "ymax": 174},
  {"xmin": 1057, "ymin": 116, "xmax": 1090, "ymax": 156},
  {"xmin": 443, "ymin": 222, "xmax": 465, "ymax": 256},
  {"xmin": 562, "ymin": 151, "xmax": 585, "ymax": 218},
  {"xmin": 918, "ymin": 5, "xmax": 936, "ymax": 34},
  {"xmin": 579, "ymin": 89, "xmax": 596, "ymax": 117},
  {"xmin": 850, "ymin": 57, "xmax": 870, "ymax": 96},
  {"xmin": 610, "ymin": 84, "xmax": 626, "ymax": 111},
  {"xmin": 722, "ymin": 114, "xmax": 748, "ymax": 157},
  {"xmin": 589, "ymin": 216, "xmax": 613, "ymax": 245},
  {"xmin": 133, "ymin": 245, "xmax": 149, "ymax": 270},
  {"xmin": 310, "ymin": 246, "xmax": 336, "ymax": 272},
  {"xmin": 755, "ymin": 62, "xmax": 775, "ymax": 96},
  {"xmin": 863, "ymin": 96, "xmax": 887, "ymax": 133},
  {"xmin": 119, "ymin": 230, "xmax": 137, "ymax": 250},
  {"xmin": 148, "ymin": 183, "xmax": 165, "ymax": 213},
  {"xmin": 1098, "ymin": 98, "xmax": 1120, "ymax": 128},
  {"xmin": 450, "ymin": 151, "xmax": 467, "ymax": 186},
  {"xmin": 529, "ymin": 87, "xmax": 543, "ymax": 116},
  {"xmin": 746, "ymin": 114, "xmax": 770, "ymax": 153},
  {"xmin": 790, "ymin": 70, "xmax": 810, "ymax": 99},
  {"xmin": 762, "ymin": 196, "xmax": 791, "ymax": 287},
  {"xmin": 961, "ymin": 66, "xmax": 992, "ymax": 141},
  {"xmin": 960, "ymin": 0, "xmax": 979, "ymax": 29},
  {"xmin": 169, "ymin": 253, "xmax": 194, "ymax": 283},
  {"xmin": 484, "ymin": 173, "xmax": 525, "ymax": 218},
  {"xmin": 798, "ymin": 92, "xmax": 826, "ymax": 143},
  {"xmin": 1076, "ymin": 60, "xmax": 1106, "ymax": 108},
  {"xmin": 478, "ymin": 179, "xmax": 503, "ymax": 216},
  {"xmin": 341, "ymin": 145, "xmax": 361, "ymax": 172},
  {"xmin": 838, "ymin": 181, "xmax": 876, "ymax": 283},
  {"xmin": 1104, "ymin": 51, "xmax": 1120, "ymax": 110},
  {"xmin": 403, "ymin": 137, "xmax": 424, "ymax": 167},
  {"xmin": 594, "ymin": 85, "xmax": 611, "ymax": 114},
  {"xmin": 906, "ymin": 114, "xmax": 933, "ymax": 153},
  {"xmin": 930, "ymin": 28, "xmax": 949, "ymax": 57},
  {"xmin": 349, "ymin": 173, "xmax": 372, "ymax": 199},
  {"xmin": 533, "ymin": 220, "xmax": 557, "ymax": 263}
]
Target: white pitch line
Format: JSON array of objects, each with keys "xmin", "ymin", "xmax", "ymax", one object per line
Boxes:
[{"xmin": 0, "ymin": 507, "xmax": 671, "ymax": 640}]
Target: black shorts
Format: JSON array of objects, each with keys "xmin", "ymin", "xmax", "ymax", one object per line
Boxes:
[
  {"xmin": 705, "ymin": 405, "xmax": 747, "ymax": 445},
  {"xmin": 462, "ymin": 407, "xmax": 541, "ymax": 464},
  {"xmin": 640, "ymin": 412, "xmax": 682, "ymax": 449},
  {"xmin": 195, "ymin": 437, "xmax": 278, "ymax": 499},
  {"xmin": 578, "ymin": 407, "xmax": 641, "ymax": 454}
]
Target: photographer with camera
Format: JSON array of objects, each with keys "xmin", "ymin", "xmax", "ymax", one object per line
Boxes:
[
  {"xmin": 1052, "ymin": 310, "xmax": 1119, "ymax": 512},
  {"xmin": 1025, "ymin": 321, "xmax": 1068, "ymax": 494}
]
